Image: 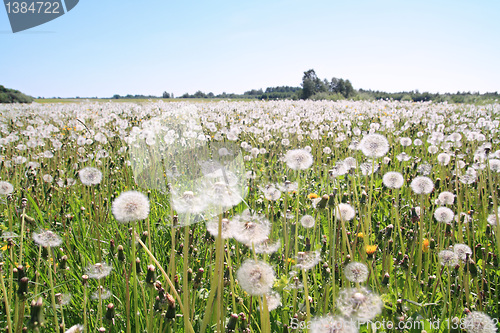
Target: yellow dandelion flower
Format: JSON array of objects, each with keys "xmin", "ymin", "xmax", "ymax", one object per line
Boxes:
[
  {"xmin": 365, "ymin": 245, "xmax": 378, "ymax": 255},
  {"xmin": 307, "ymin": 193, "xmax": 318, "ymax": 200},
  {"xmin": 422, "ymin": 238, "xmax": 430, "ymax": 253}
]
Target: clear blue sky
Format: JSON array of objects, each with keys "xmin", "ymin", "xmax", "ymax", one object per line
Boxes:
[{"xmin": 1, "ymin": 0, "xmax": 500, "ymax": 98}]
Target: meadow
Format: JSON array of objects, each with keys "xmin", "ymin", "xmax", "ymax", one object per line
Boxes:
[{"xmin": 0, "ymin": 99, "xmax": 499, "ymax": 333}]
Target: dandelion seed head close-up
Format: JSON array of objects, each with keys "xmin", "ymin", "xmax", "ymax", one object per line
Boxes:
[
  {"xmin": 359, "ymin": 133, "xmax": 390, "ymax": 158},
  {"xmin": 410, "ymin": 176, "xmax": 434, "ymax": 194},
  {"xmin": 284, "ymin": 148, "xmax": 313, "ymax": 170},
  {"xmin": 344, "ymin": 261, "xmax": 369, "ymax": 283},
  {"xmin": 78, "ymin": 167, "xmax": 103, "ymax": 185},
  {"xmin": 112, "ymin": 190, "xmax": 150, "ymax": 223},
  {"xmin": 382, "ymin": 171, "xmax": 404, "ymax": 189},
  {"xmin": 236, "ymin": 259, "xmax": 275, "ymax": 296}
]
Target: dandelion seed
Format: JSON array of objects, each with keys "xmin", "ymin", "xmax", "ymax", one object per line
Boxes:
[
  {"xmin": 400, "ymin": 137, "xmax": 412, "ymax": 146},
  {"xmin": 359, "ymin": 134, "xmax": 389, "ymax": 158},
  {"xmin": 438, "ymin": 250, "xmax": 458, "ymax": 267},
  {"xmin": 396, "ymin": 152, "xmax": 411, "ymax": 162},
  {"xmin": 85, "ymin": 262, "xmax": 113, "ymax": 279},
  {"xmin": 261, "ymin": 291, "xmax": 281, "ymax": 311},
  {"xmin": 284, "ymin": 149, "xmax": 313, "ymax": 170},
  {"xmin": 336, "ymin": 287, "xmax": 383, "ymax": 322},
  {"xmin": 454, "ymin": 244, "xmax": 472, "ymax": 263},
  {"xmin": 259, "ymin": 184, "xmax": 281, "ymax": 201},
  {"xmin": 382, "ymin": 171, "xmax": 404, "ymax": 189},
  {"xmin": 488, "ymin": 159, "xmax": 500, "ymax": 172},
  {"xmin": 410, "ymin": 176, "xmax": 434, "ymax": 194},
  {"xmin": 32, "ymin": 230, "xmax": 62, "ymax": 247},
  {"xmin": 310, "ymin": 316, "xmax": 359, "ymax": 333},
  {"xmin": 206, "ymin": 217, "xmax": 234, "ymax": 239},
  {"xmin": 254, "ymin": 239, "xmax": 281, "ymax": 254},
  {"xmin": 112, "ymin": 191, "xmax": 150, "ymax": 223},
  {"xmin": 463, "ymin": 311, "xmax": 498, "ymax": 333},
  {"xmin": 171, "ymin": 190, "xmax": 208, "ymax": 214},
  {"xmin": 300, "ymin": 215, "xmax": 315, "ymax": 228},
  {"xmin": 78, "ymin": 167, "xmax": 103, "ymax": 185},
  {"xmin": 434, "ymin": 207, "xmax": 455, "ymax": 223},
  {"xmin": 437, "ymin": 191, "xmax": 455, "ymax": 205},
  {"xmin": 344, "ymin": 262, "xmax": 369, "ymax": 283},
  {"xmin": 236, "ymin": 259, "xmax": 275, "ymax": 296},
  {"xmin": 417, "ymin": 163, "xmax": 432, "ymax": 175},
  {"xmin": 91, "ymin": 286, "xmax": 112, "ymax": 300},
  {"xmin": 65, "ymin": 324, "xmax": 85, "ymax": 333},
  {"xmin": 231, "ymin": 210, "xmax": 270, "ymax": 246},
  {"xmin": 334, "ymin": 203, "xmax": 355, "ymax": 221},
  {"xmin": 437, "ymin": 153, "xmax": 451, "ymax": 166},
  {"xmin": 294, "ymin": 251, "xmax": 321, "ymax": 270},
  {"xmin": 0, "ymin": 181, "xmax": 14, "ymax": 195}
]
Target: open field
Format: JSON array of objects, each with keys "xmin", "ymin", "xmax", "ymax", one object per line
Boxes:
[{"xmin": 1, "ymin": 100, "xmax": 500, "ymax": 332}]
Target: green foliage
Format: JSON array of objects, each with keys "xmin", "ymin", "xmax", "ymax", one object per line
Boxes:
[{"xmin": 0, "ymin": 85, "xmax": 34, "ymax": 103}]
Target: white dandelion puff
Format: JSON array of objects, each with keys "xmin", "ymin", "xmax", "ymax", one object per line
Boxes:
[
  {"xmin": 434, "ymin": 207, "xmax": 455, "ymax": 223},
  {"xmin": 334, "ymin": 203, "xmax": 355, "ymax": 221},
  {"xmin": 359, "ymin": 134, "xmax": 390, "ymax": 158},
  {"xmin": 0, "ymin": 181, "xmax": 14, "ymax": 195},
  {"xmin": 85, "ymin": 262, "xmax": 113, "ymax": 280},
  {"xmin": 33, "ymin": 230, "xmax": 62, "ymax": 248},
  {"xmin": 284, "ymin": 149, "xmax": 313, "ymax": 170},
  {"xmin": 438, "ymin": 250, "xmax": 458, "ymax": 267},
  {"xmin": 300, "ymin": 215, "xmax": 315, "ymax": 228},
  {"xmin": 236, "ymin": 259, "xmax": 275, "ymax": 296},
  {"xmin": 344, "ymin": 262, "xmax": 369, "ymax": 283},
  {"xmin": 336, "ymin": 287, "xmax": 383, "ymax": 322},
  {"xmin": 410, "ymin": 176, "xmax": 434, "ymax": 194},
  {"xmin": 78, "ymin": 167, "xmax": 103, "ymax": 186},
  {"xmin": 463, "ymin": 311, "xmax": 498, "ymax": 333},
  {"xmin": 382, "ymin": 171, "xmax": 404, "ymax": 189},
  {"xmin": 112, "ymin": 191, "xmax": 150, "ymax": 223}
]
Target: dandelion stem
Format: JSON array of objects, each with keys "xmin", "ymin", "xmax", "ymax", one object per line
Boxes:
[
  {"xmin": 0, "ymin": 265, "xmax": 13, "ymax": 333},
  {"xmin": 47, "ymin": 247, "xmax": 59, "ymax": 331}
]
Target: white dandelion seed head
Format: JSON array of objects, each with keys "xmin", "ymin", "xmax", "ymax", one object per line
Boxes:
[
  {"xmin": 334, "ymin": 203, "xmax": 356, "ymax": 221},
  {"xmin": 410, "ymin": 176, "xmax": 434, "ymax": 194},
  {"xmin": 32, "ymin": 230, "xmax": 62, "ymax": 248},
  {"xmin": 261, "ymin": 291, "xmax": 282, "ymax": 311},
  {"xmin": 400, "ymin": 137, "xmax": 412, "ymax": 146},
  {"xmin": 336, "ymin": 287, "xmax": 383, "ymax": 323},
  {"xmin": 359, "ymin": 134, "xmax": 389, "ymax": 158},
  {"xmin": 437, "ymin": 153, "xmax": 451, "ymax": 166},
  {"xmin": 428, "ymin": 146, "xmax": 439, "ymax": 154},
  {"xmin": 309, "ymin": 316, "xmax": 359, "ymax": 333},
  {"xmin": 231, "ymin": 210, "xmax": 271, "ymax": 246},
  {"xmin": 42, "ymin": 174, "xmax": 53, "ymax": 183},
  {"xmin": 487, "ymin": 212, "xmax": 499, "ymax": 226},
  {"xmin": 463, "ymin": 311, "xmax": 498, "ymax": 333},
  {"xmin": 91, "ymin": 286, "xmax": 112, "ymax": 300},
  {"xmin": 112, "ymin": 191, "xmax": 150, "ymax": 223},
  {"xmin": 78, "ymin": 167, "xmax": 103, "ymax": 186},
  {"xmin": 300, "ymin": 215, "xmax": 315, "ymax": 228},
  {"xmin": 396, "ymin": 152, "xmax": 412, "ymax": 162},
  {"xmin": 254, "ymin": 239, "xmax": 281, "ymax": 254},
  {"xmin": 489, "ymin": 159, "xmax": 500, "ymax": 172},
  {"xmin": 437, "ymin": 191, "xmax": 455, "ymax": 205},
  {"xmin": 65, "ymin": 324, "xmax": 85, "ymax": 333},
  {"xmin": 454, "ymin": 244, "xmax": 472, "ymax": 263},
  {"xmin": 294, "ymin": 251, "xmax": 321, "ymax": 271},
  {"xmin": 85, "ymin": 262, "xmax": 113, "ymax": 280},
  {"xmin": 171, "ymin": 190, "xmax": 208, "ymax": 214},
  {"xmin": 382, "ymin": 171, "xmax": 404, "ymax": 189},
  {"xmin": 206, "ymin": 217, "xmax": 235, "ymax": 239},
  {"xmin": 0, "ymin": 181, "xmax": 14, "ymax": 195},
  {"xmin": 344, "ymin": 262, "xmax": 369, "ymax": 283},
  {"xmin": 417, "ymin": 163, "xmax": 432, "ymax": 175},
  {"xmin": 284, "ymin": 149, "xmax": 313, "ymax": 170},
  {"xmin": 438, "ymin": 250, "xmax": 459, "ymax": 267},
  {"xmin": 236, "ymin": 259, "xmax": 275, "ymax": 296},
  {"xmin": 276, "ymin": 181, "xmax": 298, "ymax": 193},
  {"xmin": 323, "ymin": 147, "xmax": 332, "ymax": 154},
  {"xmin": 259, "ymin": 184, "xmax": 281, "ymax": 201},
  {"xmin": 434, "ymin": 207, "xmax": 455, "ymax": 223},
  {"xmin": 329, "ymin": 162, "xmax": 348, "ymax": 178},
  {"xmin": 343, "ymin": 157, "xmax": 358, "ymax": 170}
]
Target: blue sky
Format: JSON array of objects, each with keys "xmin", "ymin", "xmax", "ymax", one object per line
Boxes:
[{"xmin": 1, "ymin": 0, "xmax": 499, "ymax": 98}]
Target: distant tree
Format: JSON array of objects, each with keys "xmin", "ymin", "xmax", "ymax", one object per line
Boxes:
[
  {"xmin": 301, "ymin": 69, "xmax": 327, "ymax": 99},
  {"xmin": 0, "ymin": 85, "xmax": 34, "ymax": 103},
  {"xmin": 162, "ymin": 91, "xmax": 170, "ymax": 98},
  {"xmin": 113, "ymin": 94, "xmax": 120, "ymax": 99}
]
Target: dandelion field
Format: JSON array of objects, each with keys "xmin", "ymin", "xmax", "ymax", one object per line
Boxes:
[{"xmin": 1, "ymin": 100, "xmax": 500, "ymax": 333}]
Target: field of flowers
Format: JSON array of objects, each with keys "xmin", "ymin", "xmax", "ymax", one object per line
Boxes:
[{"xmin": 0, "ymin": 100, "xmax": 499, "ymax": 333}]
